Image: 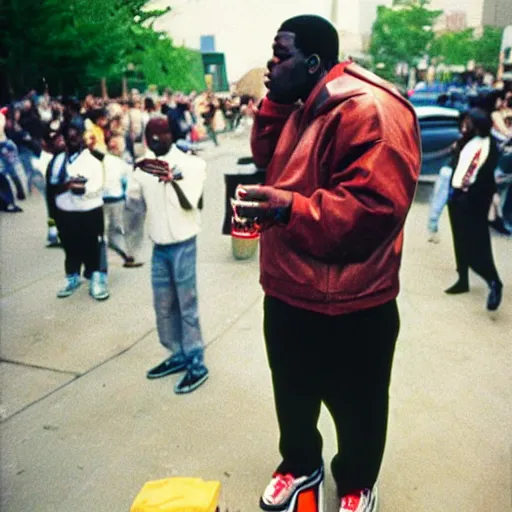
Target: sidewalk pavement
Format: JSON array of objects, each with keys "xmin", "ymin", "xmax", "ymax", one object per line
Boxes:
[{"xmin": 1, "ymin": 133, "xmax": 511, "ymax": 511}]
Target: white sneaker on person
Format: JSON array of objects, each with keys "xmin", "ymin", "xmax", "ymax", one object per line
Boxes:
[
  {"xmin": 260, "ymin": 466, "xmax": 323, "ymax": 510},
  {"xmin": 56, "ymin": 274, "xmax": 81, "ymax": 298},
  {"xmin": 89, "ymin": 271, "xmax": 109, "ymax": 301},
  {"xmin": 339, "ymin": 487, "xmax": 378, "ymax": 512}
]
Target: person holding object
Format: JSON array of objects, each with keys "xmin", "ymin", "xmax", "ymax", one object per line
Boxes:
[
  {"xmin": 445, "ymin": 108, "xmax": 504, "ymax": 311},
  {"xmin": 126, "ymin": 117, "xmax": 208, "ymax": 395},
  {"xmin": 50, "ymin": 123, "xmax": 109, "ymax": 300},
  {"xmin": 235, "ymin": 15, "xmax": 421, "ymax": 512}
]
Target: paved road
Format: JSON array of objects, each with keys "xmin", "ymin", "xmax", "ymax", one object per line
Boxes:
[{"xmin": 1, "ymin": 131, "xmax": 511, "ymax": 511}]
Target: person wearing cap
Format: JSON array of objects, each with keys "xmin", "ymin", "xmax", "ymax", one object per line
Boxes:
[
  {"xmin": 126, "ymin": 117, "xmax": 208, "ymax": 394},
  {"xmin": 236, "ymin": 15, "xmax": 421, "ymax": 512}
]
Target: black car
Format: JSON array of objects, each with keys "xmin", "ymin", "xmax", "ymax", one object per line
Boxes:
[{"xmin": 414, "ymin": 106, "xmax": 461, "ymax": 180}]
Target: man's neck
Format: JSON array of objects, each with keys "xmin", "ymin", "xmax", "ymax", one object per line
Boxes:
[
  {"xmin": 0, "ymin": 134, "xmax": 6, "ymax": 142},
  {"xmin": 153, "ymin": 146, "xmax": 173, "ymax": 158},
  {"xmin": 67, "ymin": 147, "xmax": 84, "ymax": 159}
]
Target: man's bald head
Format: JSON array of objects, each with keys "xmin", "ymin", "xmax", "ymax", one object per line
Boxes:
[{"xmin": 145, "ymin": 117, "xmax": 173, "ymax": 156}]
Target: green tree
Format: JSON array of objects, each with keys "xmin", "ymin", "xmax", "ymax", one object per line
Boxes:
[
  {"xmin": 369, "ymin": 0, "xmax": 442, "ymax": 81},
  {"xmin": 430, "ymin": 29, "xmax": 475, "ymax": 66},
  {"xmin": 430, "ymin": 26, "xmax": 503, "ymax": 73},
  {"xmin": 0, "ymin": 0, "xmax": 204, "ymax": 101},
  {"xmin": 473, "ymin": 26, "xmax": 503, "ymax": 72},
  {"xmin": 125, "ymin": 23, "xmax": 205, "ymax": 93}
]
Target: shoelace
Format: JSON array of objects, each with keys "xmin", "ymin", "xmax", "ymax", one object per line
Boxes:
[
  {"xmin": 340, "ymin": 491, "xmax": 363, "ymax": 511},
  {"xmin": 271, "ymin": 474, "xmax": 295, "ymax": 500}
]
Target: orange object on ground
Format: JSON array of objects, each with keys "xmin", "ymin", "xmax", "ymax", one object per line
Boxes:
[{"xmin": 290, "ymin": 484, "xmax": 324, "ymax": 512}]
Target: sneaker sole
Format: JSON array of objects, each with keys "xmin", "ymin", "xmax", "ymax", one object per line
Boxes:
[
  {"xmin": 369, "ymin": 488, "xmax": 378, "ymax": 512},
  {"xmin": 146, "ymin": 365, "xmax": 187, "ymax": 379},
  {"xmin": 260, "ymin": 466, "xmax": 324, "ymax": 512},
  {"xmin": 91, "ymin": 295, "xmax": 109, "ymax": 301},
  {"xmin": 57, "ymin": 285, "xmax": 81, "ymax": 298},
  {"xmin": 174, "ymin": 373, "xmax": 209, "ymax": 394},
  {"xmin": 57, "ymin": 292, "xmax": 74, "ymax": 298},
  {"xmin": 90, "ymin": 292, "xmax": 110, "ymax": 301}
]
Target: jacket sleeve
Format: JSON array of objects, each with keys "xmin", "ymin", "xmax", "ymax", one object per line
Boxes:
[
  {"xmin": 283, "ymin": 106, "xmax": 421, "ymax": 262},
  {"xmin": 250, "ymin": 97, "xmax": 297, "ymax": 169}
]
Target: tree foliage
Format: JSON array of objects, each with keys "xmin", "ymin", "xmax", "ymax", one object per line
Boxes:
[
  {"xmin": 369, "ymin": 0, "xmax": 504, "ymax": 81},
  {"xmin": 369, "ymin": 0, "xmax": 442, "ymax": 75},
  {"xmin": 0, "ymin": 0, "xmax": 205, "ymax": 101},
  {"xmin": 430, "ymin": 26, "xmax": 503, "ymax": 71},
  {"xmin": 429, "ymin": 29, "xmax": 475, "ymax": 66},
  {"xmin": 473, "ymin": 26, "xmax": 504, "ymax": 72}
]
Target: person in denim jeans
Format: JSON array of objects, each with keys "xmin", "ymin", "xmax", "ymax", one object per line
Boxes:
[
  {"xmin": 427, "ymin": 117, "xmax": 471, "ymax": 242},
  {"xmin": 126, "ymin": 117, "xmax": 208, "ymax": 394},
  {"xmin": 427, "ymin": 165, "xmax": 452, "ymax": 242}
]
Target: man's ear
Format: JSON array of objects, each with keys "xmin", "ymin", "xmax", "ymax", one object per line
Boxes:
[{"xmin": 306, "ymin": 54, "xmax": 321, "ymax": 74}]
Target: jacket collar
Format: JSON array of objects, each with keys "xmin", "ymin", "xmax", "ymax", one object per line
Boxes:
[{"xmin": 301, "ymin": 61, "xmax": 415, "ymax": 122}]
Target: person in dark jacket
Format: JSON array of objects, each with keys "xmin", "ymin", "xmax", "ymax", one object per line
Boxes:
[
  {"xmin": 445, "ymin": 108, "xmax": 503, "ymax": 311},
  {"xmin": 235, "ymin": 14, "xmax": 421, "ymax": 512}
]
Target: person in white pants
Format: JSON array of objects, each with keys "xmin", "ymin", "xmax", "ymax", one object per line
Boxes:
[{"xmin": 102, "ymin": 135, "xmax": 143, "ymax": 268}]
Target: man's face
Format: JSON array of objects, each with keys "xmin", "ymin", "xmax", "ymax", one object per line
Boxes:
[
  {"xmin": 66, "ymin": 128, "xmax": 83, "ymax": 153},
  {"xmin": 48, "ymin": 133, "xmax": 66, "ymax": 154},
  {"xmin": 265, "ymin": 32, "xmax": 310, "ymax": 103},
  {"xmin": 108, "ymin": 137, "xmax": 124, "ymax": 157},
  {"xmin": 97, "ymin": 115, "xmax": 108, "ymax": 128},
  {"xmin": 461, "ymin": 116, "xmax": 474, "ymax": 136}
]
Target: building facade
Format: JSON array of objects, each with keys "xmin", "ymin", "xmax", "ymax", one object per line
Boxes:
[{"xmin": 482, "ymin": 0, "xmax": 512, "ymax": 28}]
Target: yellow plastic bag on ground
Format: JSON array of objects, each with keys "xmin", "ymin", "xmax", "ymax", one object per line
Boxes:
[{"xmin": 130, "ymin": 477, "xmax": 221, "ymax": 512}]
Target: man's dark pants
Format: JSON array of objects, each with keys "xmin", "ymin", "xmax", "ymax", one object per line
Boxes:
[
  {"xmin": 56, "ymin": 207, "xmax": 104, "ymax": 277},
  {"xmin": 263, "ymin": 295, "xmax": 399, "ymax": 498}
]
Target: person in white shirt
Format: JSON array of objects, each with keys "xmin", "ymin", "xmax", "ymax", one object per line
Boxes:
[
  {"xmin": 445, "ymin": 108, "xmax": 503, "ymax": 312},
  {"xmin": 101, "ymin": 135, "xmax": 142, "ymax": 268},
  {"xmin": 126, "ymin": 117, "xmax": 208, "ymax": 394},
  {"xmin": 50, "ymin": 123, "xmax": 109, "ymax": 300}
]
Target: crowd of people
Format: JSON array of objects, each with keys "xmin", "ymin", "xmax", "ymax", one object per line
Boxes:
[
  {"xmin": 0, "ymin": 88, "xmax": 258, "ymax": 210},
  {"xmin": 0, "ymin": 88, "xmax": 258, "ymax": 294},
  {"xmin": 0, "ymin": 87, "xmax": 259, "ymax": 392}
]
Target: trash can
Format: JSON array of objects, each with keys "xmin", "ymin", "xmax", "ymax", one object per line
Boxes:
[{"xmin": 231, "ymin": 222, "xmax": 260, "ymax": 260}]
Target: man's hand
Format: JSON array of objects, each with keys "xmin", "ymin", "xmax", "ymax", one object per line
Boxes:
[
  {"xmin": 135, "ymin": 158, "xmax": 173, "ymax": 182},
  {"xmin": 234, "ymin": 185, "xmax": 292, "ymax": 227},
  {"xmin": 68, "ymin": 176, "xmax": 87, "ymax": 195}
]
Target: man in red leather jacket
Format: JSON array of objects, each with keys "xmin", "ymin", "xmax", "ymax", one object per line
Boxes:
[{"xmin": 237, "ymin": 15, "xmax": 421, "ymax": 512}]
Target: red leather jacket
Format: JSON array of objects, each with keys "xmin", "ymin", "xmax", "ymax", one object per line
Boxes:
[{"xmin": 251, "ymin": 63, "xmax": 421, "ymax": 315}]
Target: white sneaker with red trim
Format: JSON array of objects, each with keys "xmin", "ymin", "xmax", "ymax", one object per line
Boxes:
[
  {"xmin": 339, "ymin": 487, "xmax": 378, "ymax": 512},
  {"xmin": 260, "ymin": 466, "xmax": 324, "ymax": 510}
]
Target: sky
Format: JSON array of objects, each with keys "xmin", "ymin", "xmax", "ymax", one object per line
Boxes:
[
  {"xmin": 150, "ymin": 0, "xmax": 335, "ymax": 80},
  {"xmin": 429, "ymin": 0, "xmax": 482, "ymax": 27},
  {"xmin": 147, "ymin": 0, "xmax": 485, "ymax": 82}
]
